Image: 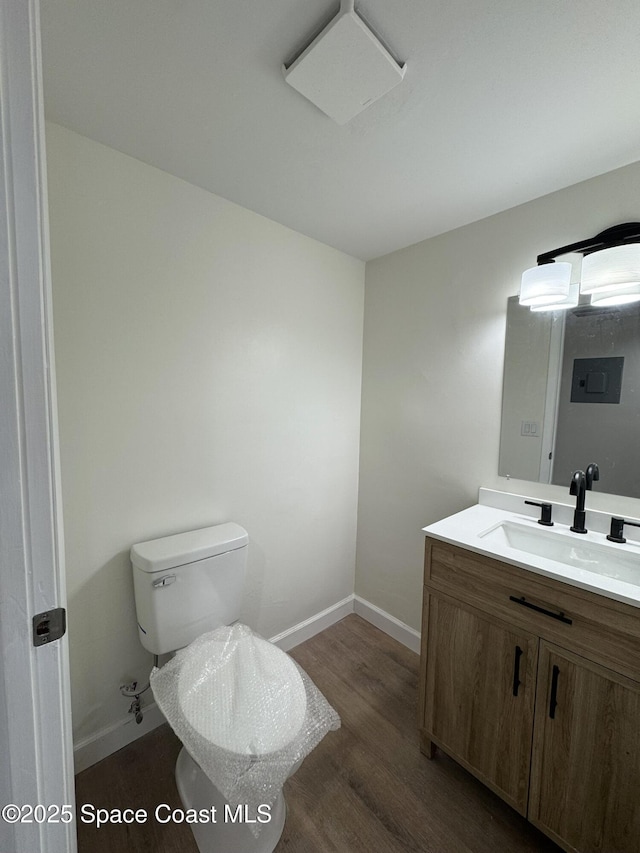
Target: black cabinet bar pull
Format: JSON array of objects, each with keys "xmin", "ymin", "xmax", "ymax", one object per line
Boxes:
[
  {"xmin": 509, "ymin": 595, "xmax": 572, "ymax": 625},
  {"xmin": 512, "ymin": 645, "xmax": 523, "ymax": 697},
  {"xmin": 549, "ymin": 664, "xmax": 560, "ymax": 719}
]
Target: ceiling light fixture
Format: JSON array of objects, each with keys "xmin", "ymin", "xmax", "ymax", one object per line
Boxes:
[{"xmin": 519, "ymin": 222, "xmax": 640, "ymax": 310}]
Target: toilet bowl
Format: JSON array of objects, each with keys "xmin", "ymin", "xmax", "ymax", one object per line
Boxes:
[
  {"xmin": 172, "ymin": 630, "xmax": 308, "ymax": 852},
  {"xmin": 176, "ymin": 630, "xmax": 308, "ymax": 756},
  {"xmin": 175, "ymin": 748, "xmax": 300, "ymax": 853}
]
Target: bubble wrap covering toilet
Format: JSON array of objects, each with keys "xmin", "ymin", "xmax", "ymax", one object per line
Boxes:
[{"xmin": 150, "ymin": 623, "xmax": 340, "ymax": 824}]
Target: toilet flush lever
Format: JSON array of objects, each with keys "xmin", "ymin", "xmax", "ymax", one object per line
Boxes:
[{"xmin": 152, "ymin": 574, "xmax": 176, "ymax": 588}]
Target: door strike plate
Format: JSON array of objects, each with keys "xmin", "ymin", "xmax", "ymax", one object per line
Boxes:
[{"xmin": 32, "ymin": 608, "xmax": 66, "ymax": 646}]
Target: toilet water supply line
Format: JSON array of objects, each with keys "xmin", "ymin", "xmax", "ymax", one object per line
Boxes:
[{"xmin": 120, "ymin": 655, "xmax": 159, "ymax": 724}]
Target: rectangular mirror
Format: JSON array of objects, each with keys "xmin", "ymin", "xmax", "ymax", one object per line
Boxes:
[{"xmin": 499, "ymin": 296, "xmax": 640, "ymax": 499}]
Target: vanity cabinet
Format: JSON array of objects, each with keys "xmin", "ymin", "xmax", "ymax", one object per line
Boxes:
[
  {"xmin": 419, "ymin": 537, "xmax": 640, "ymax": 853},
  {"xmin": 423, "ymin": 594, "xmax": 537, "ymax": 814},
  {"xmin": 529, "ymin": 642, "xmax": 640, "ymax": 853}
]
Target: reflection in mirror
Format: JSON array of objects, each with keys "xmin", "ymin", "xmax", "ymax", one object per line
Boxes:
[{"xmin": 499, "ymin": 296, "xmax": 640, "ymax": 499}]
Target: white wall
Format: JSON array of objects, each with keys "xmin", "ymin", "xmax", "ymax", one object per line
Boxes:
[
  {"xmin": 46, "ymin": 123, "xmax": 364, "ymax": 747},
  {"xmin": 356, "ymin": 160, "xmax": 640, "ymax": 631}
]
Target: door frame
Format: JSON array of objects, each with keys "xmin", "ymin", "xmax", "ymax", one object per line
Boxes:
[{"xmin": 0, "ymin": 0, "xmax": 76, "ymax": 851}]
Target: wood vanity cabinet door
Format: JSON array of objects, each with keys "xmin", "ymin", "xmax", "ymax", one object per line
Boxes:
[
  {"xmin": 423, "ymin": 593, "xmax": 538, "ymax": 814},
  {"xmin": 530, "ymin": 642, "xmax": 640, "ymax": 853}
]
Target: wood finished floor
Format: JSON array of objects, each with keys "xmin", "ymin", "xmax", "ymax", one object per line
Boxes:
[{"xmin": 75, "ymin": 615, "xmax": 560, "ymax": 852}]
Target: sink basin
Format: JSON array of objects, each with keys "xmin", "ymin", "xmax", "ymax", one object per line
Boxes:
[{"xmin": 479, "ymin": 521, "xmax": 640, "ymax": 585}]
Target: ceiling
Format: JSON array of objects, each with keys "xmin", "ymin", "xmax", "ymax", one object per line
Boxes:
[{"xmin": 41, "ymin": 0, "xmax": 640, "ymax": 261}]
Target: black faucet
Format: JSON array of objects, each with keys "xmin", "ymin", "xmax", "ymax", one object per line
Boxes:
[
  {"xmin": 585, "ymin": 462, "xmax": 600, "ymax": 491},
  {"xmin": 569, "ymin": 470, "xmax": 588, "ymax": 534}
]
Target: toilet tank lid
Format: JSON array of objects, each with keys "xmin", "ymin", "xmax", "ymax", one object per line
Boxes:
[{"xmin": 131, "ymin": 523, "xmax": 248, "ymax": 573}]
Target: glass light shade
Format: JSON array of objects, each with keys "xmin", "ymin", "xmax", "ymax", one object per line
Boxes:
[
  {"xmin": 580, "ymin": 244, "xmax": 640, "ymax": 294},
  {"xmin": 519, "ymin": 262, "xmax": 572, "ymax": 306},
  {"xmin": 531, "ymin": 281, "xmax": 580, "ymax": 312},
  {"xmin": 590, "ymin": 282, "xmax": 640, "ymax": 307}
]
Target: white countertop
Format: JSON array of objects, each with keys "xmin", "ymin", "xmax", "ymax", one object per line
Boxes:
[{"xmin": 423, "ymin": 502, "xmax": 640, "ymax": 610}]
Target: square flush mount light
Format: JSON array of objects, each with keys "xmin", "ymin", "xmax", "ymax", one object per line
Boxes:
[{"xmin": 283, "ymin": 0, "xmax": 406, "ymax": 125}]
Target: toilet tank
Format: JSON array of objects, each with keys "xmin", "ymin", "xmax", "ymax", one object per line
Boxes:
[{"xmin": 131, "ymin": 522, "xmax": 248, "ymax": 655}]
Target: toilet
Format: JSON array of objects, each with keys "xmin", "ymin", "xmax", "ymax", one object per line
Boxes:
[{"xmin": 131, "ymin": 522, "xmax": 309, "ymax": 853}]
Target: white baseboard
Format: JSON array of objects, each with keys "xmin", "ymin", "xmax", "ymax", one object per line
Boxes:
[
  {"xmin": 353, "ymin": 595, "xmax": 421, "ymax": 654},
  {"xmin": 269, "ymin": 594, "xmax": 355, "ymax": 651},
  {"xmin": 74, "ymin": 701, "xmax": 166, "ymax": 774},
  {"xmin": 73, "ymin": 593, "xmax": 420, "ymax": 773}
]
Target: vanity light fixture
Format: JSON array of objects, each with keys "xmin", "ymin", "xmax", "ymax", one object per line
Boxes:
[
  {"xmin": 519, "ymin": 262, "xmax": 572, "ymax": 307},
  {"xmin": 519, "ymin": 222, "xmax": 640, "ymax": 310},
  {"xmin": 530, "ymin": 281, "xmax": 580, "ymax": 312},
  {"xmin": 581, "ymin": 244, "xmax": 640, "ymax": 306}
]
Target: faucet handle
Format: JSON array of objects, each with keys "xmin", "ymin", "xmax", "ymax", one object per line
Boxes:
[
  {"xmin": 524, "ymin": 500, "xmax": 554, "ymax": 527},
  {"xmin": 607, "ymin": 516, "xmax": 640, "ymax": 544}
]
